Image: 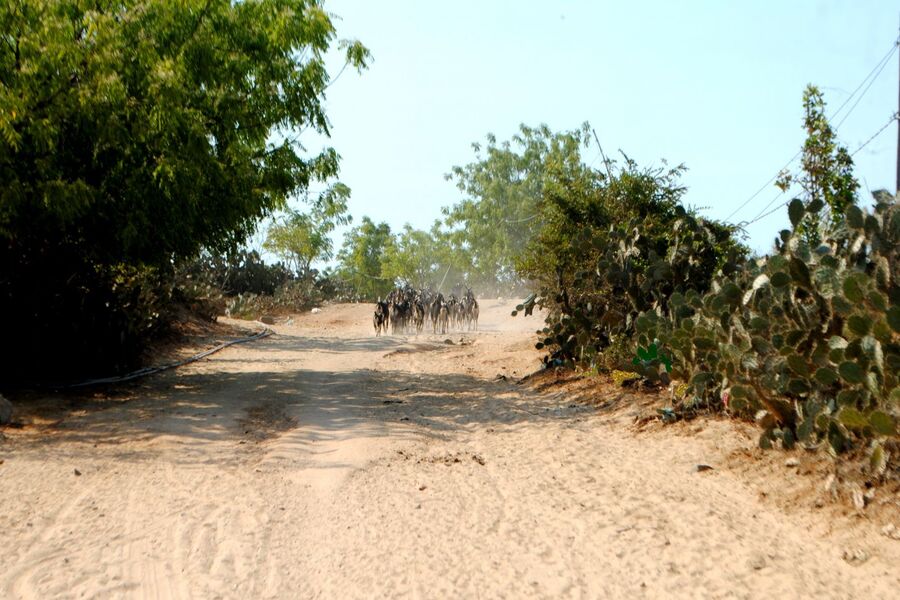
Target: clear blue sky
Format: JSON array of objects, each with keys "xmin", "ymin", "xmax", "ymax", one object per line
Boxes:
[{"xmin": 290, "ymin": 0, "xmax": 899, "ymax": 256}]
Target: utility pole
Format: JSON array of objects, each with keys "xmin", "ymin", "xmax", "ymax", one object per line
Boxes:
[
  {"xmin": 897, "ymin": 17, "xmax": 900, "ymax": 193},
  {"xmin": 592, "ymin": 129, "xmax": 613, "ymax": 181}
]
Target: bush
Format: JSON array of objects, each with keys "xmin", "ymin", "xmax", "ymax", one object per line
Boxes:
[
  {"xmin": 0, "ymin": 250, "xmax": 174, "ymax": 381},
  {"xmin": 0, "ymin": 1, "xmax": 366, "ymax": 382},
  {"xmin": 178, "ymin": 250, "xmax": 294, "ymax": 297},
  {"xmin": 516, "ymin": 156, "xmax": 745, "ymax": 371},
  {"xmin": 643, "ymin": 194, "xmax": 899, "ymax": 460},
  {"xmin": 226, "ymin": 278, "xmax": 326, "ymax": 319}
]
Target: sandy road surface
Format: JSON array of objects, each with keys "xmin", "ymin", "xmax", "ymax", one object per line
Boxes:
[{"xmin": 1, "ymin": 300, "xmax": 898, "ymax": 599}]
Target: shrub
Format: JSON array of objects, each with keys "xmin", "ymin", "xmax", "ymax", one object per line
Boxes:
[
  {"xmin": 516, "ymin": 156, "xmax": 745, "ymax": 370},
  {"xmin": 178, "ymin": 250, "xmax": 294, "ymax": 297},
  {"xmin": 643, "ymin": 194, "xmax": 899, "ymax": 458}
]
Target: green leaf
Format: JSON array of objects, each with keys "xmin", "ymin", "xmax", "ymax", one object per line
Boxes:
[
  {"xmin": 787, "ymin": 353, "xmax": 809, "ymax": 376},
  {"xmin": 788, "ymin": 258, "xmax": 811, "ymax": 287},
  {"xmin": 730, "ymin": 385, "xmax": 753, "ymax": 399},
  {"xmin": 788, "ymin": 378, "xmax": 811, "ymax": 395},
  {"xmin": 837, "ymin": 407, "xmax": 868, "ymax": 429},
  {"xmin": 770, "ymin": 272, "xmax": 791, "ymax": 288},
  {"xmin": 867, "ymin": 291, "xmax": 888, "ymax": 312},
  {"xmin": 842, "ymin": 273, "xmax": 867, "ymax": 303},
  {"xmin": 845, "ymin": 315, "xmax": 871, "ymax": 338},
  {"xmin": 749, "ymin": 317, "xmax": 770, "ymax": 332},
  {"xmin": 836, "ymin": 389, "xmax": 861, "ymax": 407},
  {"xmin": 831, "ymin": 295, "xmax": 854, "ymax": 316},
  {"xmin": 693, "ymin": 337, "xmax": 716, "ymax": 351},
  {"xmin": 870, "ymin": 443, "xmax": 887, "ymax": 476},
  {"xmin": 890, "ymin": 387, "xmax": 900, "ymax": 406},
  {"xmin": 828, "ymin": 421, "xmax": 850, "ymax": 453},
  {"xmin": 813, "ymin": 367, "xmax": 838, "ymax": 386},
  {"xmin": 720, "ymin": 282, "xmax": 741, "ymax": 304},
  {"xmin": 788, "ymin": 199, "xmax": 805, "ymax": 227},
  {"xmin": 782, "ymin": 429, "xmax": 796, "ymax": 450},
  {"xmin": 838, "ymin": 361, "xmax": 865, "ymax": 384},
  {"xmin": 868, "ymin": 411, "xmax": 896, "ymax": 436},
  {"xmin": 887, "ymin": 307, "xmax": 900, "ymax": 333},
  {"xmin": 846, "ymin": 205, "xmax": 864, "ymax": 229}
]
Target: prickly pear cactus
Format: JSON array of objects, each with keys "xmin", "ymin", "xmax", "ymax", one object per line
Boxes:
[{"xmin": 650, "ymin": 192, "xmax": 899, "ymax": 456}]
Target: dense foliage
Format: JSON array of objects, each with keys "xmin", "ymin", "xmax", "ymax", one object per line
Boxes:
[
  {"xmin": 642, "ymin": 193, "xmax": 899, "ymax": 462},
  {"xmin": 264, "ymin": 184, "xmax": 353, "ymax": 275},
  {"xmin": 515, "ymin": 155, "xmax": 745, "ymax": 372},
  {"xmin": 442, "ymin": 124, "xmax": 592, "ymax": 293},
  {"xmin": 637, "ymin": 88, "xmax": 899, "ymax": 462},
  {"xmin": 331, "ymin": 124, "xmax": 595, "ymax": 299},
  {"xmin": 0, "ymin": 0, "xmax": 366, "ymax": 378},
  {"xmin": 334, "ymin": 217, "xmax": 395, "ymax": 300},
  {"xmin": 520, "ymin": 85, "xmax": 898, "ymax": 464},
  {"xmin": 180, "ymin": 250, "xmax": 294, "ymax": 297}
]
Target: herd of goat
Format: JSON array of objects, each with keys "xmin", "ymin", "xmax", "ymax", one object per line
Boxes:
[{"xmin": 374, "ymin": 286, "xmax": 479, "ymax": 335}]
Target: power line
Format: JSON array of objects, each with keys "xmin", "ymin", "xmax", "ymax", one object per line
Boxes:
[
  {"xmin": 746, "ymin": 198, "xmax": 791, "ymax": 226},
  {"xmin": 741, "ymin": 111, "xmax": 899, "ymax": 227},
  {"xmin": 723, "ymin": 152, "xmax": 799, "ymax": 222},
  {"xmin": 834, "ymin": 41, "xmax": 898, "ymax": 130},
  {"xmin": 831, "ymin": 39, "xmax": 899, "ymax": 127},
  {"xmin": 502, "ymin": 213, "xmax": 540, "ymax": 224},
  {"xmin": 742, "ymin": 189, "xmax": 787, "ymax": 225},
  {"xmin": 339, "ymin": 266, "xmax": 394, "ymax": 281},
  {"xmin": 725, "ymin": 37, "xmax": 900, "ymax": 224},
  {"xmin": 851, "ymin": 112, "xmax": 899, "ymax": 157}
]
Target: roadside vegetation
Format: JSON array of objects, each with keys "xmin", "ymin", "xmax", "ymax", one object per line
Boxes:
[
  {"xmin": 0, "ymin": 0, "xmax": 368, "ymax": 380},
  {"xmin": 509, "ymin": 87, "xmax": 898, "ymax": 474},
  {"xmin": 1, "ymin": 2, "xmax": 895, "ymax": 480}
]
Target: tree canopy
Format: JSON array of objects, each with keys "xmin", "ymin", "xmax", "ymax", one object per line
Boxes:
[
  {"xmin": 335, "ymin": 216, "xmax": 394, "ymax": 300},
  {"xmin": 264, "ymin": 183, "xmax": 352, "ymax": 274},
  {"xmin": 443, "ymin": 123, "xmax": 592, "ymax": 291},
  {"xmin": 0, "ymin": 0, "xmax": 367, "ymax": 377},
  {"xmin": 0, "ymin": 0, "xmax": 368, "ymax": 266}
]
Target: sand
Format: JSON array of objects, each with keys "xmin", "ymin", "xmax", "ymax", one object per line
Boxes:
[{"xmin": 0, "ymin": 300, "xmax": 898, "ymax": 599}]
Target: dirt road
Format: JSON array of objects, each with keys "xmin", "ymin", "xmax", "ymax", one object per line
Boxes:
[{"xmin": 1, "ymin": 301, "xmax": 898, "ymax": 599}]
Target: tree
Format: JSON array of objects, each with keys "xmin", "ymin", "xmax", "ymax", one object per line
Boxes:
[
  {"xmin": 516, "ymin": 146, "xmax": 744, "ymax": 369},
  {"xmin": 776, "ymin": 85, "xmax": 859, "ymax": 245},
  {"xmin": 0, "ymin": 0, "xmax": 368, "ymax": 377},
  {"xmin": 444, "ymin": 123, "xmax": 592, "ymax": 291},
  {"xmin": 264, "ymin": 183, "xmax": 352, "ymax": 275},
  {"xmin": 336, "ymin": 217, "xmax": 394, "ymax": 300}
]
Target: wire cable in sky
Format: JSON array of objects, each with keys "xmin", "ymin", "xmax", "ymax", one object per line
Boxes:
[
  {"xmin": 830, "ymin": 39, "xmax": 899, "ymax": 127},
  {"xmin": 743, "ymin": 189, "xmax": 788, "ymax": 225},
  {"xmin": 834, "ymin": 41, "xmax": 898, "ymax": 131},
  {"xmin": 725, "ymin": 36, "xmax": 899, "ymax": 224},
  {"xmin": 743, "ymin": 110, "xmax": 898, "ymax": 226},
  {"xmin": 502, "ymin": 213, "xmax": 541, "ymax": 224},
  {"xmin": 723, "ymin": 152, "xmax": 799, "ymax": 223},
  {"xmin": 850, "ymin": 112, "xmax": 899, "ymax": 157},
  {"xmin": 746, "ymin": 198, "xmax": 791, "ymax": 226}
]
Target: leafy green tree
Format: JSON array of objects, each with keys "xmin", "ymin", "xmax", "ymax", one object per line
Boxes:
[
  {"xmin": 444, "ymin": 123, "xmax": 591, "ymax": 291},
  {"xmin": 776, "ymin": 85, "xmax": 859, "ymax": 245},
  {"xmin": 381, "ymin": 225, "xmax": 439, "ymax": 288},
  {"xmin": 264, "ymin": 183, "xmax": 352, "ymax": 274},
  {"xmin": 517, "ymin": 151, "xmax": 744, "ymax": 369},
  {"xmin": 0, "ymin": 0, "xmax": 368, "ymax": 377},
  {"xmin": 336, "ymin": 217, "xmax": 394, "ymax": 300}
]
